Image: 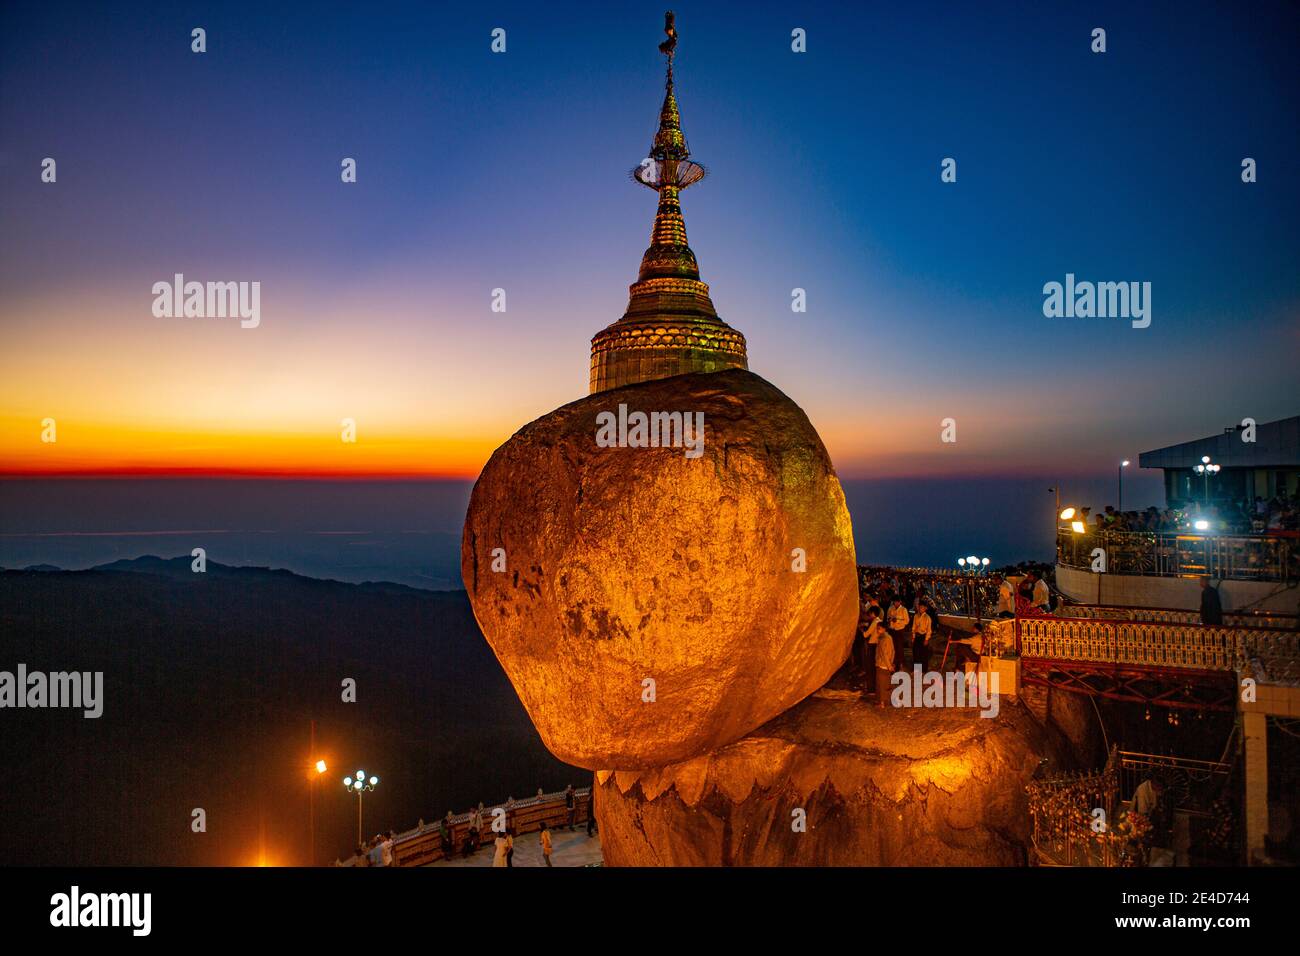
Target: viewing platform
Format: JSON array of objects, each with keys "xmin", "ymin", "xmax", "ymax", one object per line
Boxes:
[
  {"xmin": 342, "ymin": 788, "xmax": 600, "ymax": 868},
  {"xmin": 1055, "ymin": 529, "xmax": 1299, "ymax": 614}
]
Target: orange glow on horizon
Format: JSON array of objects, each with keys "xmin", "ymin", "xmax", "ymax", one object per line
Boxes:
[{"xmin": 0, "ymin": 416, "xmax": 494, "ymax": 480}]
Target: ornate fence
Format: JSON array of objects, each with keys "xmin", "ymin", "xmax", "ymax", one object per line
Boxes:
[
  {"xmin": 1057, "ymin": 603, "xmax": 1298, "ymax": 630},
  {"xmin": 1115, "ymin": 751, "xmax": 1230, "ymax": 816},
  {"xmin": 1017, "ymin": 615, "xmax": 1300, "ymax": 673},
  {"xmin": 1027, "ymin": 750, "xmax": 1127, "ymax": 867},
  {"xmin": 1057, "ymin": 529, "xmax": 1297, "ymax": 583},
  {"xmin": 343, "ymin": 788, "xmax": 594, "ymax": 867},
  {"xmin": 1028, "ymin": 746, "xmax": 1237, "ymax": 866}
]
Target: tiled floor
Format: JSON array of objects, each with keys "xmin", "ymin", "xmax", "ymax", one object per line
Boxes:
[{"xmin": 428, "ymin": 827, "xmax": 603, "ymax": 867}]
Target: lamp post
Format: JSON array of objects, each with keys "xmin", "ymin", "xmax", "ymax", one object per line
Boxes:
[
  {"xmin": 343, "ymin": 770, "xmax": 379, "ymax": 848},
  {"xmin": 1058, "ymin": 507, "xmax": 1087, "ymax": 569},
  {"xmin": 1118, "ymin": 460, "xmax": 1129, "ymax": 513},
  {"xmin": 1193, "ymin": 456, "xmax": 1220, "ymax": 504},
  {"xmin": 957, "ymin": 557, "xmax": 989, "ymax": 617},
  {"xmin": 309, "ymin": 756, "xmax": 326, "ymax": 866},
  {"xmin": 1059, "ymin": 507, "xmax": 1087, "ymax": 535}
]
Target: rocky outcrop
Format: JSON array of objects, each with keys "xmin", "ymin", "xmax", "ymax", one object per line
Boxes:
[
  {"xmin": 462, "ymin": 368, "xmax": 859, "ymax": 770},
  {"xmin": 594, "ymin": 689, "xmax": 1069, "ymax": 865}
]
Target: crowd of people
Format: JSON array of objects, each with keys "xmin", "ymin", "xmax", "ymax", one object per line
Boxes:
[
  {"xmin": 445, "ymin": 783, "xmax": 595, "ymax": 865},
  {"xmin": 353, "ymin": 831, "xmax": 397, "ymax": 867},
  {"xmin": 859, "ymin": 565, "xmax": 1058, "ymax": 621},
  {"xmin": 1074, "ymin": 493, "xmax": 1300, "ymax": 536},
  {"xmin": 851, "ymin": 572, "xmax": 1022, "ymax": 704},
  {"xmin": 849, "ymin": 567, "xmax": 1071, "ymax": 703}
]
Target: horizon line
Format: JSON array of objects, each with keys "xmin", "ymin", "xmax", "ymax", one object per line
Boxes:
[{"xmin": 0, "ymin": 468, "xmax": 1156, "ymax": 483}]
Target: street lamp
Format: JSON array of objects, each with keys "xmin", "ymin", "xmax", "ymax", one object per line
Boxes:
[
  {"xmin": 957, "ymin": 555, "xmax": 991, "ymax": 575},
  {"xmin": 1118, "ymin": 460, "xmax": 1130, "ymax": 513},
  {"xmin": 1060, "ymin": 507, "xmax": 1088, "ymax": 535},
  {"xmin": 309, "ymin": 758, "xmax": 327, "ymax": 866},
  {"xmin": 1193, "ymin": 456, "xmax": 1220, "ymax": 504},
  {"xmin": 343, "ymin": 770, "xmax": 380, "ymax": 848}
]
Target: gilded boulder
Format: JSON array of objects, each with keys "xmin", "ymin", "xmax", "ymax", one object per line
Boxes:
[{"xmin": 461, "ymin": 368, "xmax": 858, "ymax": 769}]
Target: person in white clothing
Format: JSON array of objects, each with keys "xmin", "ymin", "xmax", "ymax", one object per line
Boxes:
[
  {"xmin": 993, "ymin": 574, "xmax": 1015, "ymax": 618},
  {"xmin": 858, "ymin": 608, "xmax": 884, "ymax": 678},
  {"xmin": 1134, "ymin": 778, "xmax": 1162, "ymax": 818},
  {"xmin": 1032, "ymin": 574, "xmax": 1051, "ymax": 612},
  {"xmin": 886, "ymin": 599, "xmax": 910, "ymax": 670}
]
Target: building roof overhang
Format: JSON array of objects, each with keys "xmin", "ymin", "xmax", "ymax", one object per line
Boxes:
[{"xmin": 1138, "ymin": 415, "xmax": 1300, "ymax": 470}]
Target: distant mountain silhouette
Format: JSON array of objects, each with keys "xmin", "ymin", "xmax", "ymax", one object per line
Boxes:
[
  {"xmin": 0, "ymin": 559, "xmax": 579, "ymax": 865},
  {"xmin": 88, "ymin": 554, "xmax": 428, "ymax": 594}
]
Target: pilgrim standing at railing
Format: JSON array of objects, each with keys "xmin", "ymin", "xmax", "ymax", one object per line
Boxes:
[
  {"xmin": 439, "ymin": 812, "xmax": 454, "ymax": 857},
  {"xmin": 1031, "ymin": 574, "xmax": 1050, "ymax": 612},
  {"xmin": 994, "ymin": 574, "xmax": 1015, "ymax": 618},
  {"xmin": 1199, "ymin": 577, "xmax": 1223, "ymax": 625}
]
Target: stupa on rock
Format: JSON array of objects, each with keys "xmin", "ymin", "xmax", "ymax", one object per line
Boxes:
[
  {"xmin": 589, "ymin": 11, "xmax": 747, "ymax": 394},
  {"xmin": 464, "ymin": 8, "xmax": 863, "ymax": 781},
  {"xmin": 463, "ymin": 16, "xmax": 1082, "ymax": 864}
]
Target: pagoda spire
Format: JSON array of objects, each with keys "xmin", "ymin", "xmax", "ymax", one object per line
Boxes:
[{"xmin": 589, "ymin": 12, "xmax": 748, "ymax": 395}]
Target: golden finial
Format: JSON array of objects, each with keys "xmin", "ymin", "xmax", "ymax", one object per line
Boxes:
[
  {"xmin": 589, "ymin": 13, "xmax": 747, "ymax": 393},
  {"xmin": 659, "ymin": 11, "xmax": 678, "ymax": 75}
]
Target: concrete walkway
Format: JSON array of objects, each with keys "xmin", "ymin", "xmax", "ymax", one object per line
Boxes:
[{"xmin": 428, "ymin": 827, "xmax": 603, "ymax": 867}]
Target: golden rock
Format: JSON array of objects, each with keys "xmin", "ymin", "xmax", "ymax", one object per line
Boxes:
[{"xmin": 461, "ymin": 368, "xmax": 858, "ymax": 769}]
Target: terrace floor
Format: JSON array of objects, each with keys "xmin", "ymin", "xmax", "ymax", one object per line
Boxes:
[{"xmin": 427, "ymin": 826, "xmax": 603, "ymax": 867}]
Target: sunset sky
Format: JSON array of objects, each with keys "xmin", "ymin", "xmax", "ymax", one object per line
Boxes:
[{"xmin": 2, "ymin": 1, "xmax": 1296, "ymax": 482}]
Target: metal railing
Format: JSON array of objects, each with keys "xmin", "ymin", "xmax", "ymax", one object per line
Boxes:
[
  {"xmin": 372, "ymin": 788, "xmax": 594, "ymax": 867},
  {"xmin": 859, "ymin": 566, "xmax": 1003, "ymax": 618},
  {"xmin": 1116, "ymin": 751, "xmax": 1231, "ymax": 817},
  {"xmin": 1058, "ymin": 603, "xmax": 1298, "ymax": 630},
  {"xmin": 1057, "ymin": 529, "xmax": 1297, "ymax": 583},
  {"xmin": 1028, "ymin": 746, "xmax": 1237, "ymax": 866},
  {"xmin": 1027, "ymin": 751, "xmax": 1125, "ymax": 867},
  {"xmin": 1017, "ymin": 615, "xmax": 1300, "ymax": 673}
]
